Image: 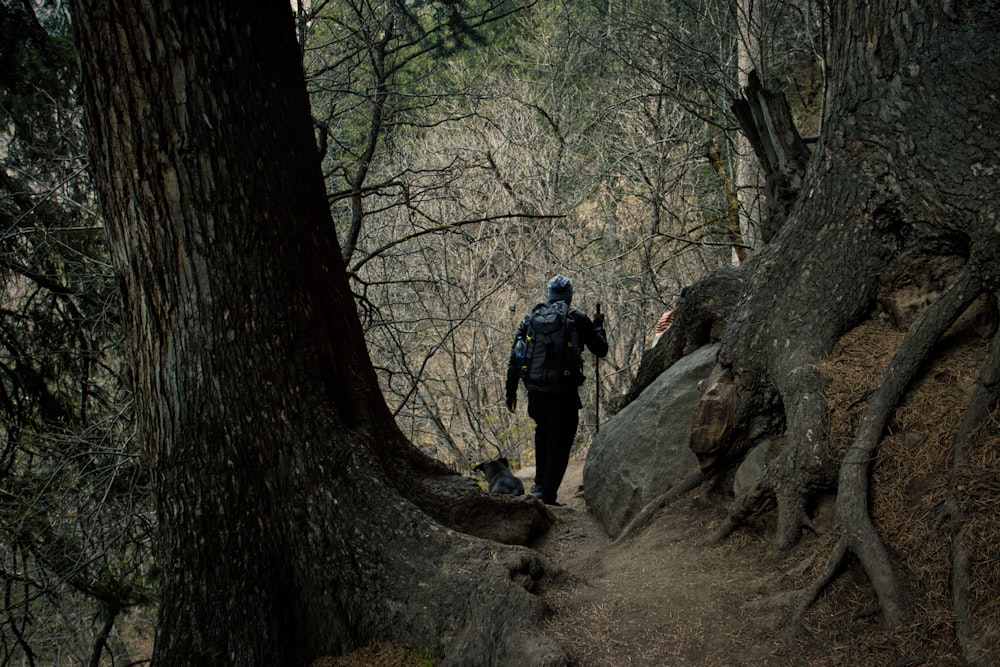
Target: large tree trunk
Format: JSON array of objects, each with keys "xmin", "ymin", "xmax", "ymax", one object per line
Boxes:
[
  {"xmin": 677, "ymin": 0, "xmax": 999, "ymax": 641},
  {"xmin": 69, "ymin": 2, "xmax": 559, "ymax": 665}
]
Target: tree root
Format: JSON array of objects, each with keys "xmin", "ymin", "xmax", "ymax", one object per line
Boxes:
[
  {"xmin": 789, "ymin": 536, "xmax": 849, "ymax": 631},
  {"xmin": 425, "ymin": 477, "xmax": 555, "ymax": 546},
  {"xmin": 804, "ymin": 266, "xmax": 983, "ymax": 628},
  {"xmin": 388, "ymin": 458, "xmax": 555, "ymax": 546},
  {"xmin": 937, "ymin": 293, "xmax": 1000, "ymax": 665},
  {"xmin": 613, "ymin": 467, "xmax": 705, "ymax": 543},
  {"xmin": 711, "ymin": 451, "xmax": 821, "ymax": 558},
  {"xmin": 708, "ymin": 481, "xmax": 769, "ymax": 545},
  {"xmin": 312, "ymin": 454, "xmax": 568, "ymax": 666}
]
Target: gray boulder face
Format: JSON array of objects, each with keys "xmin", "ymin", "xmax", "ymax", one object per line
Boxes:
[{"xmin": 583, "ymin": 343, "xmax": 719, "ymax": 537}]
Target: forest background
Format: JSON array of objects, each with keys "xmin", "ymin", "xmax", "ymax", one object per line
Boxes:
[{"xmin": 4, "ymin": 0, "xmax": 824, "ymax": 663}]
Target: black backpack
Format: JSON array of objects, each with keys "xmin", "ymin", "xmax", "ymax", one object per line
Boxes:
[{"xmin": 515, "ymin": 301, "xmax": 583, "ymax": 391}]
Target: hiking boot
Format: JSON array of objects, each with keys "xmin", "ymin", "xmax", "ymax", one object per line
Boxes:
[
  {"xmin": 544, "ymin": 499, "xmax": 567, "ymax": 508},
  {"xmin": 529, "ymin": 485, "xmax": 543, "ymax": 498}
]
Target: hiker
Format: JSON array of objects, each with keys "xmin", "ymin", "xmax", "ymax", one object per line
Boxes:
[
  {"xmin": 505, "ymin": 275, "xmax": 608, "ymax": 507},
  {"xmin": 651, "ymin": 285, "xmax": 690, "ymax": 347}
]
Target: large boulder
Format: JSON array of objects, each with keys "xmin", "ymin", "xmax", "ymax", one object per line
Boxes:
[{"xmin": 584, "ymin": 344, "xmax": 719, "ymax": 536}]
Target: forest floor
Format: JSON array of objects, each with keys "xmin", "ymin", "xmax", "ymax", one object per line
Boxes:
[
  {"xmin": 526, "ymin": 455, "xmax": 968, "ymax": 667},
  {"xmin": 330, "ymin": 454, "xmax": 967, "ymax": 667}
]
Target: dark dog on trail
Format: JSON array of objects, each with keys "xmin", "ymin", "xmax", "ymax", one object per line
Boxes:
[{"xmin": 473, "ymin": 458, "xmax": 525, "ymax": 496}]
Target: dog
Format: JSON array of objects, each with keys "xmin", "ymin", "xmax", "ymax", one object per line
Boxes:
[{"xmin": 473, "ymin": 457, "xmax": 525, "ymax": 496}]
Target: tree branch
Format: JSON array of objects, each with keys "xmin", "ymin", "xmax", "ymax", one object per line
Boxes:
[{"xmin": 347, "ymin": 213, "xmax": 563, "ymax": 275}]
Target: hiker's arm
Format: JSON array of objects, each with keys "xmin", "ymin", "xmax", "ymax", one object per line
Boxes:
[
  {"xmin": 504, "ymin": 320, "xmax": 526, "ymax": 407},
  {"xmin": 580, "ymin": 313, "xmax": 609, "ymax": 358},
  {"xmin": 505, "ymin": 363, "xmax": 520, "ymax": 408}
]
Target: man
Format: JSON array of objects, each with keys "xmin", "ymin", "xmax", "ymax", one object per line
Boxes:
[{"xmin": 505, "ymin": 275, "xmax": 608, "ymax": 506}]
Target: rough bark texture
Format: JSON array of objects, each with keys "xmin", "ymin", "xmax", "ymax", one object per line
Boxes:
[
  {"xmin": 704, "ymin": 3, "xmax": 997, "ymax": 536},
  {"xmin": 70, "ymin": 2, "xmax": 561, "ymax": 665},
  {"xmin": 710, "ymin": 0, "xmax": 1000, "ymax": 639},
  {"xmin": 731, "ymin": 70, "xmax": 811, "ymax": 244},
  {"xmin": 622, "ymin": 1, "xmax": 1000, "ymax": 649}
]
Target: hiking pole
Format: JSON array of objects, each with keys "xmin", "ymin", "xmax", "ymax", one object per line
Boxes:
[{"xmin": 594, "ymin": 302, "xmax": 602, "ymax": 434}]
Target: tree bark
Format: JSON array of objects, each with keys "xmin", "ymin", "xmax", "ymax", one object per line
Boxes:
[
  {"xmin": 731, "ymin": 69, "xmax": 811, "ymax": 244},
  {"xmin": 69, "ymin": 2, "xmax": 560, "ymax": 665},
  {"xmin": 679, "ymin": 0, "xmax": 1000, "ymax": 628}
]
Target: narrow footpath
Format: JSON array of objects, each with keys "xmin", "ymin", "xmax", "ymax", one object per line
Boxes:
[{"xmin": 528, "ymin": 459, "xmax": 813, "ymax": 667}]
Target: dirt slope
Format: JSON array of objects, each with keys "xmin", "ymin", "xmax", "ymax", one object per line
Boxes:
[{"xmin": 332, "ymin": 446, "xmax": 972, "ymax": 667}]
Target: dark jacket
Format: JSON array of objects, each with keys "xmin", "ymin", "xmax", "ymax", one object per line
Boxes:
[{"xmin": 505, "ymin": 300, "xmax": 608, "ymax": 399}]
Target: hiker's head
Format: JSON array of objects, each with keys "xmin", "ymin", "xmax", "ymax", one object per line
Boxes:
[{"xmin": 547, "ymin": 274, "xmax": 574, "ymax": 304}]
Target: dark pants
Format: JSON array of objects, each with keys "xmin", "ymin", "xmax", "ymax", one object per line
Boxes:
[{"xmin": 527, "ymin": 390, "xmax": 581, "ymax": 504}]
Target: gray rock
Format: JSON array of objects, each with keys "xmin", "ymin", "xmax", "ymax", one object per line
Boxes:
[{"xmin": 584, "ymin": 344, "xmax": 719, "ymax": 536}]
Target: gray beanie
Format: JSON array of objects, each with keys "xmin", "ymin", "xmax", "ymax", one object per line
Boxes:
[{"xmin": 547, "ymin": 274, "xmax": 574, "ymax": 302}]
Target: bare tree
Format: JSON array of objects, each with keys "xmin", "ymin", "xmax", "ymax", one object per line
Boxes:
[
  {"xmin": 301, "ymin": 0, "xmax": 535, "ymax": 266},
  {"xmin": 294, "ymin": 1, "xmax": 785, "ymax": 467},
  {"xmin": 296, "ymin": 0, "xmax": 562, "ymax": 466}
]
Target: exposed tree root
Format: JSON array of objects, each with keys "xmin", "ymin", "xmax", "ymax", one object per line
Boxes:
[
  {"xmin": 789, "ymin": 536, "xmax": 849, "ymax": 631},
  {"xmin": 937, "ymin": 293, "xmax": 1000, "ymax": 665},
  {"xmin": 316, "ymin": 445, "xmax": 568, "ymax": 666},
  {"xmin": 375, "ymin": 430, "xmax": 556, "ymax": 546},
  {"xmin": 708, "ymin": 482, "xmax": 769, "ymax": 546},
  {"xmin": 797, "ymin": 267, "xmax": 983, "ymax": 629},
  {"xmin": 714, "ymin": 381, "xmax": 835, "ymax": 558},
  {"xmin": 405, "ymin": 470, "xmax": 555, "ymax": 546},
  {"xmin": 613, "ymin": 467, "xmax": 706, "ymax": 543},
  {"xmin": 771, "ymin": 478, "xmax": 822, "ymax": 556}
]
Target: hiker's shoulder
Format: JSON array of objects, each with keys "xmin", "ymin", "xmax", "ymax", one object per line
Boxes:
[{"xmin": 518, "ymin": 303, "xmax": 546, "ymax": 325}]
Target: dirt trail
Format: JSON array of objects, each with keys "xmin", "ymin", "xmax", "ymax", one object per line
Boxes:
[{"xmin": 525, "ymin": 458, "xmax": 806, "ymax": 667}]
